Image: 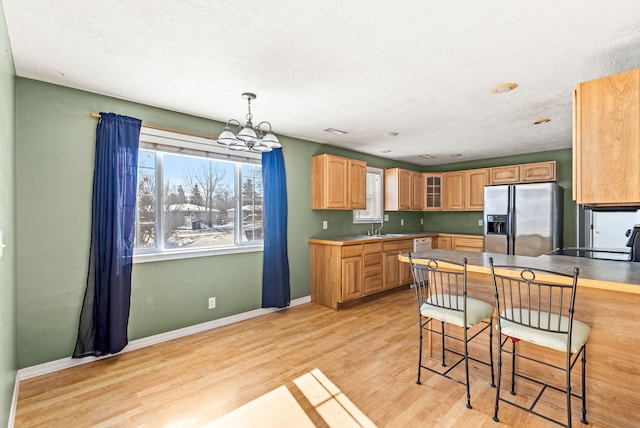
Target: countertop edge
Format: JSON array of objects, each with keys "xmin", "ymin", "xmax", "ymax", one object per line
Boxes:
[{"xmin": 398, "ymin": 250, "xmax": 640, "ymax": 295}]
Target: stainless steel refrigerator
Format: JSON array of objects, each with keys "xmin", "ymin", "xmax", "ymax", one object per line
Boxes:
[{"xmin": 484, "ymin": 182, "xmax": 562, "ymax": 256}]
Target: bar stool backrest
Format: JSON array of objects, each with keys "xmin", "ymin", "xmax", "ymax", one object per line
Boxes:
[
  {"xmin": 410, "ymin": 255, "xmax": 468, "ymax": 317},
  {"xmin": 489, "ymin": 261, "xmax": 579, "ymax": 348}
]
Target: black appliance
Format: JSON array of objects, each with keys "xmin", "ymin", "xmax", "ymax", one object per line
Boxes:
[{"xmin": 625, "ymin": 225, "xmax": 640, "ymax": 262}]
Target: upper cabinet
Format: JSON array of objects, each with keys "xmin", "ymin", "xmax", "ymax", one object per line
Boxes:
[
  {"xmin": 443, "ymin": 171, "xmax": 466, "ymax": 210},
  {"xmin": 574, "ymin": 68, "xmax": 640, "ymax": 206},
  {"xmin": 490, "ymin": 161, "xmax": 556, "ymax": 185},
  {"xmin": 465, "ymin": 168, "xmax": 490, "ymax": 210},
  {"xmin": 423, "ymin": 172, "xmax": 444, "ymax": 211},
  {"xmin": 385, "ymin": 168, "xmax": 423, "ymax": 211},
  {"xmin": 443, "ymin": 168, "xmax": 489, "ymax": 211},
  {"xmin": 312, "ymin": 154, "xmax": 367, "ymax": 210}
]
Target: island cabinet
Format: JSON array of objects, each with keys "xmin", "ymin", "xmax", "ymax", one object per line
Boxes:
[
  {"xmin": 311, "ymin": 154, "xmax": 366, "ymax": 210},
  {"xmin": 490, "ymin": 161, "xmax": 556, "ymax": 185},
  {"xmin": 574, "ymin": 68, "xmax": 640, "ymax": 206}
]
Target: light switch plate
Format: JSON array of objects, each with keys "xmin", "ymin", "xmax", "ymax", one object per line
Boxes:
[{"xmin": 322, "ymin": 221, "xmax": 328, "ymax": 230}]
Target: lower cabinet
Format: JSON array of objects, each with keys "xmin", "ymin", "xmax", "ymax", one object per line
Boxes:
[
  {"xmin": 434, "ymin": 234, "xmax": 483, "ymax": 252},
  {"xmin": 309, "ymin": 234, "xmax": 482, "ymax": 309},
  {"xmin": 382, "ymin": 239, "xmax": 414, "ymax": 289}
]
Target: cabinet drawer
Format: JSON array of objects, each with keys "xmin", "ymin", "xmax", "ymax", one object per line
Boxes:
[
  {"xmin": 364, "ymin": 275, "xmax": 383, "ymax": 293},
  {"xmin": 364, "ymin": 253, "xmax": 382, "ymax": 266},
  {"xmin": 364, "ymin": 264, "xmax": 382, "ymax": 277},
  {"xmin": 341, "ymin": 244, "xmax": 363, "ymax": 258},
  {"xmin": 382, "ymin": 239, "xmax": 413, "ymax": 252},
  {"xmin": 364, "ymin": 242, "xmax": 382, "ymax": 253}
]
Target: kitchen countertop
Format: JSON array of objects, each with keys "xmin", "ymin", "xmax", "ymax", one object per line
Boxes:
[
  {"xmin": 309, "ymin": 232, "xmax": 480, "ymax": 245},
  {"xmin": 399, "ymin": 249, "xmax": 640, "ymax": 294}
]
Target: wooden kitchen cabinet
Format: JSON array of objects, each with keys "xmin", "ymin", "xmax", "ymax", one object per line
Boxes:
[
  {"xmin": 443, "ymin": 169, "xmax": 487, "ymax": 211},
  {"xmin": 311, "ymin": 154, "xmax": 366, "ymax": 209},
  {"xmin": 423, "ymin": 172, "xmax": 444, "ymax": 210},
  {"xmin": 443, "ymin": 171, "xmax": 465, "ymax": 210},
  {"xmin": 465, "ymin": 168, "xmax": 490, "ymax": 210},
  {"xmin": 490, "ymin": 161, "xmax": 556, "ymax": 185},
  {"xmin": 433, "ymin": 234, "xmax": 483, "ymax": 252},
  {"xmin": 384, "ymin": 168, "xmax": 413, "ymax": 211},
  {"xmin": 363, "ymin": 242, "xmax": 383, "ymax": 294},
  {"xmin": 341, "ymin": 256, "xmax": 363, "ymax": 301},
  {"xmin": 574, "ymin": 68, "xmax": 640, "ymax": 206},
  {"xmin": 433, "ymin": 236, "xmax": 452, "ymax": 249},
  {"xmin": 411, "ymin": 170, "xmax": 423, "ymax": 210},
  {"xmin": 382, "ymin": 239, "xmax": 414, "ymax": 289}
]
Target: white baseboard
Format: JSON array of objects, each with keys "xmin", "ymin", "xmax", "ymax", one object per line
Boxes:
[
  {"xmin": 16, "ymin": 295, "xmax": 311, "ymax": 381},
  {"xmin": 8, "ymin": 373, "xmax": 19, "ymax": 428}
]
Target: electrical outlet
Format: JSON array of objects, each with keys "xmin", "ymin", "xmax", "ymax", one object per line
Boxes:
[
  {"xmin": 401, "ymin": 218, "xmax": 404, "ymax": 226},
  {"xmin": 384, "ymin": 214, "xmax": 389, "ymax": 222},
  {"xmin": 208, "ymin": 297, "xmax": 216, "ymax": 309},
  {"xmin": 420, "ymin": 218, "xmax": 424, "ymax": 225},
  {"xmin": 322, "ymin": 220, "xmax": 328, "ymax": 230},
  {"xmin": 478, "ymin": 219, "xmax": 483, "ymax": 226}
]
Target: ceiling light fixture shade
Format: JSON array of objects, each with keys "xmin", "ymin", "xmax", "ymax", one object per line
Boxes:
[{"xmin": 216, "ymin": 92, "xmax": 281, "ymax": 153}]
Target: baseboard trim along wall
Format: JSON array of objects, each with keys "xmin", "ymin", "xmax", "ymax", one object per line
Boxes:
[{"xmin": 16, "ymin": 295, "xmax": 311, "ymax": 381}]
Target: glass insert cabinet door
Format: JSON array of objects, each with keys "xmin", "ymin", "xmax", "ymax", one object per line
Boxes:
[{"xmin": 424, "ymin": 173, "xmax": 443, "ymax": 210}]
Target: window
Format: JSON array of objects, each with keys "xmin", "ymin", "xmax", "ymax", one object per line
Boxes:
[
  {"xmin": 353, "ymin": 166, "xmax": 384, "ymax": 224},
  {"xmin": 134, "ymin": 127, "xmax": 263, "ymax": 261}
]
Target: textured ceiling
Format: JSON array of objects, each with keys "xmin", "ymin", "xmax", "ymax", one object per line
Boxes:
[{"xmin": 4, "ymin": 1, "xmax": 640, "ymax": 165}]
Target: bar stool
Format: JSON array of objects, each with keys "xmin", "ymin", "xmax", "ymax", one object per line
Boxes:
[
  {"xmin": 409, "ymin": 254, "xmax": 495, "ymax": 409},
  {"xmin": 489, "ymin": 258, "xmax": 591, "ymax": 427}
]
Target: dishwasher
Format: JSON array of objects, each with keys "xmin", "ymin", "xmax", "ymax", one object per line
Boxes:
[
  {"xmin": 410, "ymin": 237, "xmax": 432, "ymax": 288},
  {"xmin": 413, "ymin": 237, "xmax": 432, "ymax": 252}
]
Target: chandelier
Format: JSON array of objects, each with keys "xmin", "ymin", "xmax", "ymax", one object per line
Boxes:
[{"xmin": 216, "ymin": 92, "xmax": 281, "ymax": 153}]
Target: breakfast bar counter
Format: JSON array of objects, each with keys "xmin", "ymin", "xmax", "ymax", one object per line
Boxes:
[{"xmin": 399, "ymin": 249, "xmax": 640, "ymax": 427}]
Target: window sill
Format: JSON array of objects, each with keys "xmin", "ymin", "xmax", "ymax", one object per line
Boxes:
[{"xmin": 133, "ymin": 244, "xmax": 264, "ymax": 264}]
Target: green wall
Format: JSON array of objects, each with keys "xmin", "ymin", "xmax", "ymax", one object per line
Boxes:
[
  {"xmin": 13, "ymin": 81, "xmax": 576, "ymax": 372},
  {"xmin": 0, "ymin": 1, "xmax": 17, "ymax": 425},
  {"xmin": 423, "ymin": 149, "xmax": 576, "ymax": 247},
  {"xmin": 14, "ymin": 79, "xmax": 424, "ymax": 368}
]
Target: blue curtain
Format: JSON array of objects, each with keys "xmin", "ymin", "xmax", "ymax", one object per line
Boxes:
[
  {"xmin": 73, "ymin": 113, "xmax": 141, "ymax": 358},
  {"xmin": 261, "ymin": 148, "xmax": 291, "ymax": 308}
]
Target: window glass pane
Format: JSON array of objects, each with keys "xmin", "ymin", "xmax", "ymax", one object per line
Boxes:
[
  {"xmin": 353, "ymin": 167, "xmax": 383, "ymax": 224},
  {"xmin": 241, "ymin": 164, "xmax": 263, "ymax": 242},
  {"xmin": 162, "ymin": 153, "xmax": 236, "ymax": 249},
  {"xmin": 135, "ymin": 150, "xmax": 156, "ymax": 250}
]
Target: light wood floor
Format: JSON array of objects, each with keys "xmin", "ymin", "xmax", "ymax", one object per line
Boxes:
[{"xmin": 15, "ymin": 287, "xmax": 600, "ymax": 427}]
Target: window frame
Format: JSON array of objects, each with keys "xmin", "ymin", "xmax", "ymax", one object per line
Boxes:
[
  {"xmin": 353, "ymin": 166, "xmax": 384, "ymax": 224},
  {"xmin": 133, "ymin": 127, "xmax": 264, "ymax": 264}
]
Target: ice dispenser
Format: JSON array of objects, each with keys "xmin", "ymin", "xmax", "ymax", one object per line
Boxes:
[{"xmin": 486, "ymin": 215, "xmax": 507, "ymax": 235}]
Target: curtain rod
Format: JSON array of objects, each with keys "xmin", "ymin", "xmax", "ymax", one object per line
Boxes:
[{"xmin": 89, "ymin": 112, "xmax": 217, "ymax": 140}]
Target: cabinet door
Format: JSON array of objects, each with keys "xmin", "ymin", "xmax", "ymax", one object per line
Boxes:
[
  {"xmin": 443, "ymin": 171, "xmax": 465, "ymax": 210},
  {"xmin": 382, "ymin": 251, "xmax": 400, "ymax": 289},
  {"xmin": 341, "ymin": 256, "xmax": 363, "ymax": 301},
  {"xmin": 465, "ymin": 168, "xmax": 489, "ymax": 211},
  {"xmin": 349, "ymin": 159, "xmax": 367, "ymax": 209},
  {"xmin": 398, "ymin": 169, "xmax": 412, "ymax": 210},
  {"xmin": 490, "ymin": 165, "xmax": 519, "ymax": 185},
  {"xmin": 411, "ymin": 171, "xmax": 423, "ymax": 210},
  {"xmin": 434, "ymin": 236, "xmax": 452, "ymax": 249},
  {"xmin": 423, "ymin": 173, "xmax": 443, "ymax": 210},
  {"xmin": 575, "ymin": 68, "xmax": 640, "ymax": 205},
  {"xmin": 311, "ymin": 154, "xmax": 348, "ymax": 209},
  {"xmin": 521, "ymin": 161, "xmax": 556, "ymax": 183},
  {"xmin": 399, "ymin": 256, "xmax": 414, "ymax": 285}
]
